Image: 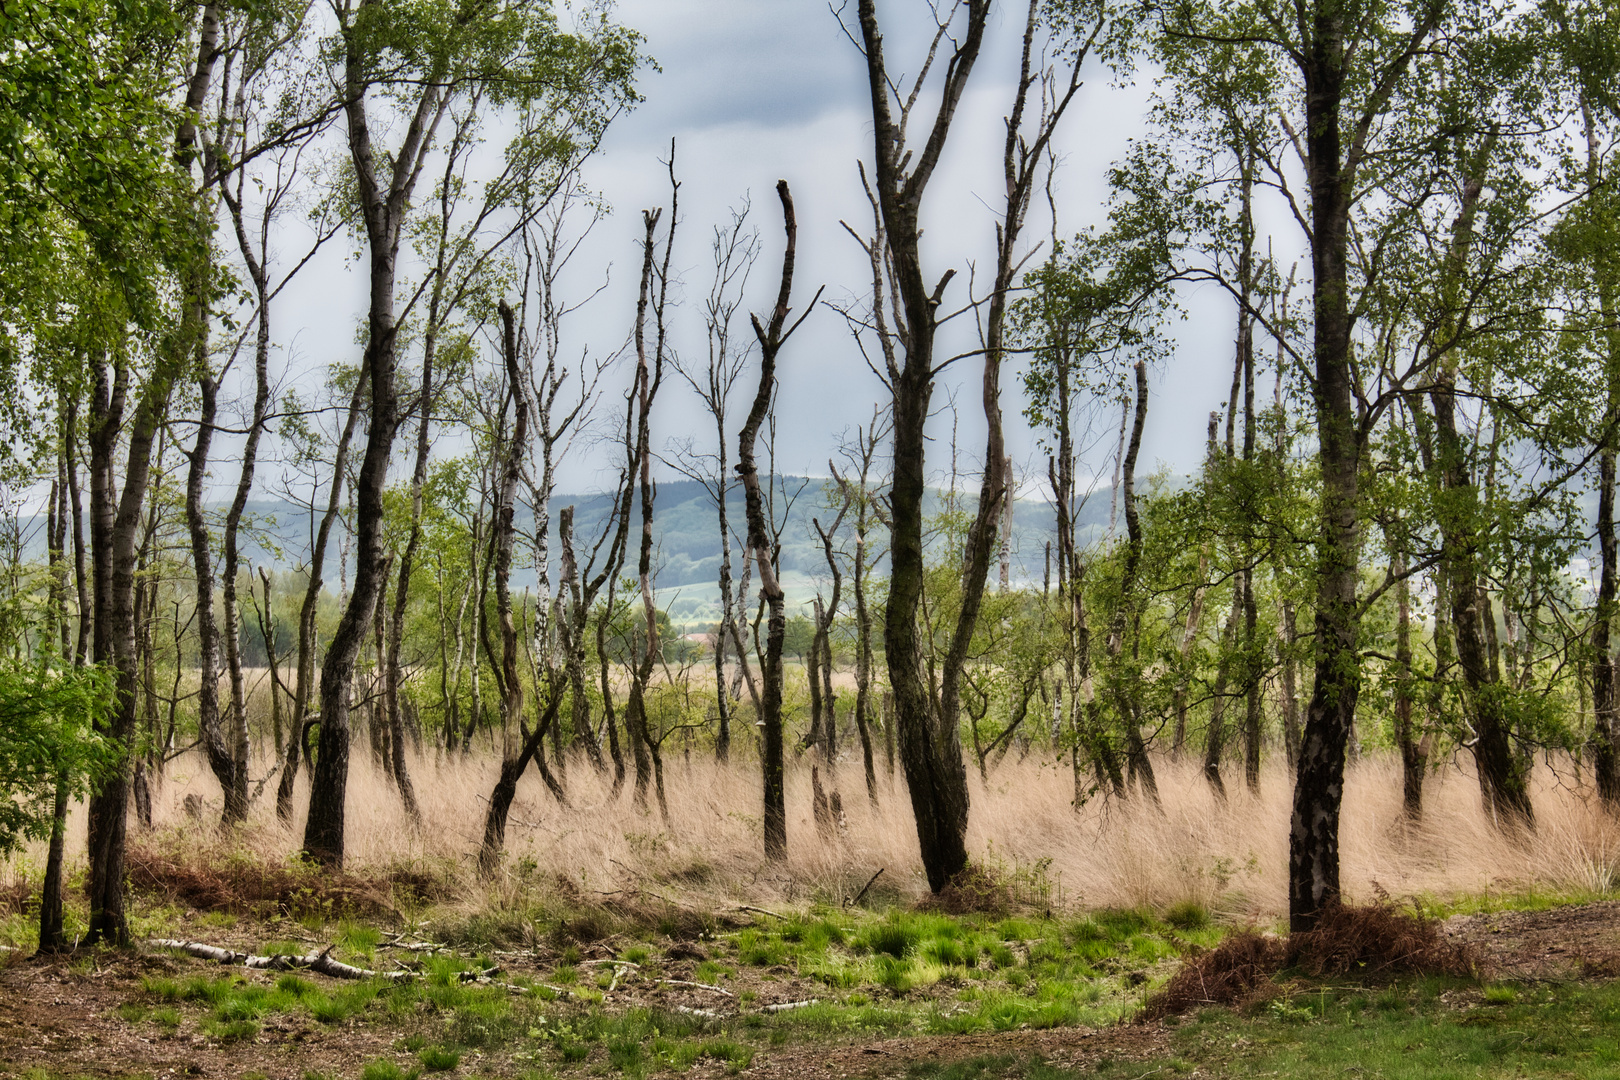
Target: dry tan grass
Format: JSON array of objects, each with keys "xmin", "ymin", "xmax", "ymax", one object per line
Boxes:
[{"xmin": 24, "ymin": 743, "xmax": 1620, "ymax": 921}]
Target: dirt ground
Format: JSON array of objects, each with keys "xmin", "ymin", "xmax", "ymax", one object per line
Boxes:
[
  {"xmin": 5, "ymin": 901, "xmax": 1620, "ymax": 1080},
  {"xmin": 1441, "ymin": 900, "xmax": 1620, "ymax": 981}
]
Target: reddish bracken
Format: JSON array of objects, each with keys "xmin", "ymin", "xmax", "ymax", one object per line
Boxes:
[
  {"xmin": 1139, "ymin": 930, "xmax": 1285, "ymax": 1020},
  {"xmin": 1288, "ymin": 902, "xmax": 1477, "ymax": 978}
]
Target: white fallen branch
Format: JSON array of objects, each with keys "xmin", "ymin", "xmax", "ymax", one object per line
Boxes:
[
  {"xmin": 149, "ymin": 939, "xmax": 413, "ymax": 981},
  {"xmin": 659, "ymin": 979, "xmax": 733, "ymax": 997},
  {"xmin": 760, "ymin": 999, "xmax": 818, "ymax": 1012},
  {"xmin": 379, "ymin": 939, "xmax": 445, "ymax": 951},
  {"xmin": 676, "ymin": 1005, "xmax": 721, "ymax": 1018},
  {"xmin": 536, "ymin": 983, "xmax": 577, "ymax": 997}
]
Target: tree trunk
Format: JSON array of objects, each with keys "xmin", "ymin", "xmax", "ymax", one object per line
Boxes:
[
  {"xmin": 218, "ymin": 173, "xmax": 280, "ymax": 830},
  {"xmin": 625, "ymin": 207, "xmax": 668, "ymax": 820},
  {"xmin": 1391, "ymin": 547, "xmax": 1428, "ymax": 819},
  {"xmin": 1106, "ymin": 361, "xmax": 1157, "ymax": 805},
  {"xmin": 742, "ymin": 182, "xmax": 806, "ymax": 861},
  {"xmin": 280, "ymin": 371, "xmax": 367, "ymax": 823},
  {"xmin": 186, "ymin": 375, "xmax": 247, "ymax": 825},
  {"xmin": 86, "ymin": 344, "xmax": 179, "ymax": 945},
  {"xmin": 305, "ymin": 40, "xmax": 442, "ymax": 865},
  {"xmin": 37, "ymin": 774, "xmax": 70, "ymax": 954},
  {"xmin": 857, "ymin": 0, "xmax": 990, "ymax": 893},
  {"xmin": 479, "ymin": 687, "xmax": 564, "ymax": 874}
]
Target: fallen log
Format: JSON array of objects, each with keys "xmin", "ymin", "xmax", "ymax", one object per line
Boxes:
[
  {"xmin": 149, "ymin": 939, "xmax": 414, "ymax": 981},
  {"xmin": 658, "ymin": 979, "xmax": 733, "ymax": 996},
  {"xmin": 760, "ymin": 999, "xmax": 818, "ymax": 1012}
]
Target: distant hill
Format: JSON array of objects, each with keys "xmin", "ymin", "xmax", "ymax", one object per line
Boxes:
[{"xmin": 22, "ymin": 475, "xmax": 1121, "ymax": 626}]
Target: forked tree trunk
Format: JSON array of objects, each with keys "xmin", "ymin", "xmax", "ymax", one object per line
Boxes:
[
  {"xmin": 624, "ymin": 206, "xmax": 669, "ymax": 820},
  {"xmin": 86, "ymin": 345, "xmax": 180, "ymax": 945},
  {"xmin": 743, "ymin": 181, "xmax": 809, "ymax": 861},
  {"xmin": 1425, "ymin": 143, "xmax": 1532, "ymax": 828},
  {"xmin": 858, "ymin": 0, "xmax": 989, "ymax": 892}
]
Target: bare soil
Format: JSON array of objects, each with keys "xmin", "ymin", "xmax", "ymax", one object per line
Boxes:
[
  {"xmin": 1441, "ymin": 900, "xmax": 1620, "ymax": 981},
  {"xmin": 5, "ymin": 901, "xmax": 1620, "ymax": 1080}
]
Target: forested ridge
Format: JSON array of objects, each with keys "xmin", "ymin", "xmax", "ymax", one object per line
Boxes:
[{"xmin": 4, "ymin": 0, "xmax": 1620, "ymax": 999}]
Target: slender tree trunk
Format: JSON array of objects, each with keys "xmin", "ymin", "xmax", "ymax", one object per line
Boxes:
[
  {"xmin": 624, "ymin": 207, "xmax": 668, "ymax": 819},
  {"xmin": 848, "ymin": 490, "xmax": 878, "ymax": 804},
  {"xmin": 742, "ymin": 182, "xmax": 805, "ymax": 861},
  {"xmin": 64, "ymin": 396, "xmax": 91, "ymax": 665},
  {"xmin": 598, "ymin": 615, "xmax": 626, "ymax": 794},
  {"xmin": 305, "ymin": 44, "xmax": 443, "ymax": 865},
  {"xmin": 38, "ymin": 476, "xmax": 72, "ymax": 954},
  {"xmin": 37, "ymin": 774, "xmax": 71, "ymax": 954},
  {"xmin": 805, "ymin": 598, "xmax": 826, "ymax": 756},
  {"xmin": 86, "ymin": 345, "xmax": 180, "ymax": 945},
  {"xmin": 1390, "ymin": 545, "xmax": 1427, "ymax": 819},
  {"xmin": 1595, "ymin": 436, "xmax": 1620, "ymax": 805},
  {"xmin": 1290, "ymin": 10, "xmax": 1366, "ymax": 930},
  {"xmin": 1578, "ymin": 98, "xmax": 1620, "ymax": 807},
  {"xmin": 279, "ymin": 374, "xmax": 367, "ymax": 822},
  {"xmin": 1106, "ymin": 363, "xmax": 1157, "ymax": 803},
  {"xmin": 186, "ymin": 376, "xmax": 247, "ymax": 825},
  {"xmin": 219, "ymin": 176, "xmax": 280, "ymax": 828},
  {"xmin": 1431, "ymin": 375, "xmax": 1531, "ymax": 825},
  {"xmin": 714, "ymin": 441, "xmax": 734, "ymax": 763},
  {"xmin": 480, "ymin": 689, "xmax": 565, "ymax": 874}
]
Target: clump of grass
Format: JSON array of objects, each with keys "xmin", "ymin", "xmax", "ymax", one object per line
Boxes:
[
  {"xmin": 417, "ymin": 1046, "xmax": 461, "ymax": 1072},
  {"xmin": 202, "ymin": 1017, "xmax": 260, "ymax": 1043},
  {"xmin": 360, "ymin": 1060, "xmax": 422, "ymax": 1080},
  {"xmin": 699, "ymin": 1038, "xmax": 754, "ymax": 1073},
  {"xmin": 276, "ymin": 973, "xmax": 317, "ymax": 997},
  {"xmin": 307, "ymin": 984, "xmax": 379, "ymax": 1025},
  {"xmin": 1164, "ymin": 901, "xmax": 1210, "ymax": 930},
  {"xmin": 338, "ymin": 920, "xmax": 383, "ymax": 957},
  {"xmin": 855, "ymin": 916, "xmax": 921, "ymax": 959},
  {"xmin": 447, "ymin": 995, "xmax": 517, "ymax": 1047}
]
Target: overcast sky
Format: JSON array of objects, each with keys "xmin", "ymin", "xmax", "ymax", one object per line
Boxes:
[{"xmin": 269, "ymin": 0, "xmax": 1267, "ymax": 499}]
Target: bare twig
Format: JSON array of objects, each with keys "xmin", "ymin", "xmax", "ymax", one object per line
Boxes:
[{"xmin": 847, "ymin": 867, "xmax": 885, "ymax": 908}]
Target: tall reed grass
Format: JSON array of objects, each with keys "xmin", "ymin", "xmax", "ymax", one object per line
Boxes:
[{"xmin": 25, "ymin": 744, "xmax": 1620, "ymax": 921}]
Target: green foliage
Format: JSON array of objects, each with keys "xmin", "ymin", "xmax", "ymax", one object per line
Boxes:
[{"xmin": 0, "ymin": 657, "xmax": 116, "ymax": 855}]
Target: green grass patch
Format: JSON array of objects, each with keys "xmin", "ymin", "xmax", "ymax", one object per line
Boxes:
[
  {"xmin": 359, "ymin": 1061, "xmax": 421, "ymax": 1080},
  {"xmin": 417, "ymin": 1046, "xmax": 461, "ymax": 1072}
]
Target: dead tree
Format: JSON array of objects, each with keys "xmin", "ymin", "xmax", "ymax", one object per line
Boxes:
[
  {"xmin": 623, "ymin": 161, "xmax": 679, "ymax": 820},
  {"xmin": 832, "ymin": 412, "xmax": 891, "ymax": 806},
  {"xmin": 670, "ymin": 203, "xmax": 760, "ymax": 764},
  {"xmin": 743, "ymin": 180, "xmax": 819, "ymax": 860}
]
